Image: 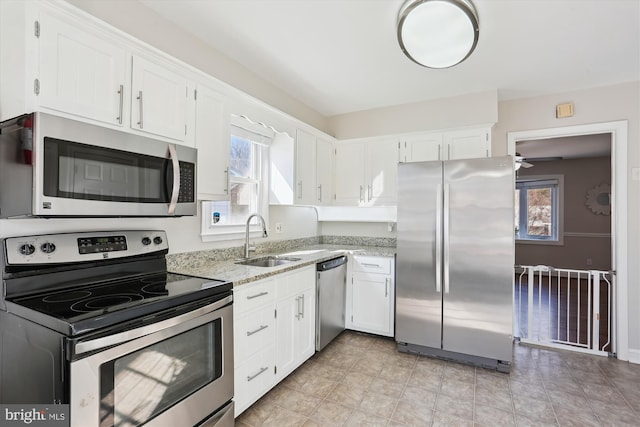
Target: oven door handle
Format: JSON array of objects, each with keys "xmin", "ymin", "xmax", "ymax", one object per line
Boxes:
[{"xmin": 74, "ymin": 295, "xmax": 232, "ymax": 355}]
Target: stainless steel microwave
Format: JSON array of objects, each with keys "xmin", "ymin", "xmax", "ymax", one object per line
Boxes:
[{"xmin": 0, "ymin": 113, "xmax": 197, "ymax": 217}]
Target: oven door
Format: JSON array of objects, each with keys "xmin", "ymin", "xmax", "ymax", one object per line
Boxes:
[{"xmin": 69, "ymin": 296, "xmax": 233, "ymax": 427}]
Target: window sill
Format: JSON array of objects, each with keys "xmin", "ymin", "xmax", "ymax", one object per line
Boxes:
[{"xmin": 516, "ymin": 237, "xmax": 564, "ymax": 246}]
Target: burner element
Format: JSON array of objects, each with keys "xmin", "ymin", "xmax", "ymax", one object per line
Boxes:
[
  {"xmin": 141, "ymin": 282, "xmax": 169, "ymax": 295},
  {"xmin": 43, "ymin": 290, "xmax": 92, "ymax": 303},
  {"xmin": 71, "ymin": 293, "xmax": 143, "ymax": 313}
]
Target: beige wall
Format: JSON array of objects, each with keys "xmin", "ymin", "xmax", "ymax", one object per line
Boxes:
[
  {"xmin": 328, "ymin": 90, "xmax": 499, "ymax": 140},
  {"xmin": 516, "ymin": 156, "xmax": 612, "ymax": 270},
  {"xmin": 66, "ymin": 0, "xmax": 329, "ymax": 133}
]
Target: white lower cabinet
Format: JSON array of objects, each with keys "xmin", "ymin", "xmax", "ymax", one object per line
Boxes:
[
  {"xmin": 346, "ymin": 255, "xmax": 395, "ymax": 337},
  {"xmin": 233, "ymin": 266, "xmax": 315, "ymax": 416}
]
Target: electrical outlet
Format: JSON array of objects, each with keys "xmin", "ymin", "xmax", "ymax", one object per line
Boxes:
[{"xmin": 275, "ymin": 223, "xmax": 283, "ymax": 233}]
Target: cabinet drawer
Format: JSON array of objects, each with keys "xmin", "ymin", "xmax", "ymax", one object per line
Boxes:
[
  {"xmin": 235, "ymin": 305, "xmax": 276, "ymax": 363},
  {"xmin": 275, "ymin": 266, "xmax": 315, "ymax": 300},
  {"xmin": 234, "ymin": 278, "xmax": 276, "ymax": 314},
  {"xmin": 352, "ymin": 256, "xmax": 393, "ymax": 274},
  {"xmin": 235, "ymin": 345, "xmax": 276, "ymax": 416}
]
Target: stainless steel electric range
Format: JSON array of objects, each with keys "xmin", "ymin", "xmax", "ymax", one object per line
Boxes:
[{"xmin": 0, "ymin": 230, "xmax": 234, "ymax": 427}]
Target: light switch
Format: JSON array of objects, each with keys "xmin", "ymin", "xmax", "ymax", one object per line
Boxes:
[{"xmin": 632, "ymin": 167, "xmax": 640, "ymax": 181}]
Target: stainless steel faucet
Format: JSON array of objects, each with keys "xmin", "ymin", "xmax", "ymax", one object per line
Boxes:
[{"xmin": 245, "ymin": 213, "xmax": 268, "ymax": 258}]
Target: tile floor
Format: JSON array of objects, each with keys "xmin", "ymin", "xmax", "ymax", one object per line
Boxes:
[{"xmin": 235, "ymin": 331, "xmax": 640, "ymax": 426}]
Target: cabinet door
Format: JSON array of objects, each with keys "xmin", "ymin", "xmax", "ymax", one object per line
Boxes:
[
  {"xmin": 195, "ymin": 85, "xmax": 230, "ymax": 199},
  {"xmin": 445, "ymin": 128, "xmax": 490, "ymax": 160},
  {"xmin": 366, "ymin": 139, "xmax": 399, "ymax": 206},
  {"xmin": 315, "ymin": 138, "xmax": 333, "ymax": 205},
  {"xmin": 334, "ymin": 142, "xmax": 366, "ymax": 205},
  {"xmin": 401, "ymin": 133, "xmax": 444, "ymax": 162},
  {"xmin": 295, "ymin": 129, "xmax": 317, "ymax": 204},
  {"xmin": 275, "ymin": 290, "xmax": 315, "ymax": 381},
  {"xmin": 350, "ymin": 272, "xmax": 393, "ymax": 336},
  {"xmin": 38, "ymin": 10, "xmax": 127, "ymax": 126},
  {"xmin": 275, "ymin": 294, "xmax": 297, "ymax": 378},
  {"xmin": 131, "ymin": 56, "xmax": 192, "ymax": 143}
]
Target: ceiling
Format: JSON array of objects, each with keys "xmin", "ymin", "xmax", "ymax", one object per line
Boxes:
[
  {"xmin": 138, "ymin": 0, "xmax": 639, "ymax": 118},
  {"xmin": 517, "ymin": 134, "xmax": 611, "ymax": 160}
]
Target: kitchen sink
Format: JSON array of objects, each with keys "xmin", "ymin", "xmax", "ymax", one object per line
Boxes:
[{"xmin": 236, "ymin": 256, "xmax": 301, "ymax": 267}]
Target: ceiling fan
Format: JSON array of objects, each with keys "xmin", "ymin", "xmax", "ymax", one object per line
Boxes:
[{"xmin": 515, "ymin": 153, "xmax": 534, "ymax": 169}]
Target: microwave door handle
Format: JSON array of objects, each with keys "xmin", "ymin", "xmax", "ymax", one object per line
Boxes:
[{"xmin": 167, "ymin": 143, "xmax": 180, "ymax": 215}]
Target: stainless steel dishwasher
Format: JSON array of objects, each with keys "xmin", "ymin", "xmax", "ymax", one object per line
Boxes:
[{"xmin": 316, "ymin": 255, "xmax": 348, "ymax": 351}]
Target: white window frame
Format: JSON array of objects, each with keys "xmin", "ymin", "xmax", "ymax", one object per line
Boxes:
[
  {"xmin": 515, "ymin": 174, "xmax": 564, "ymax": 245},
  {"xmin": 201, "ymin": 116, "xmax": 272, "ymax": 242}
]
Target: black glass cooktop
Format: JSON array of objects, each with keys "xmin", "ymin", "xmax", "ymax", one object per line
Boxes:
[{"xmin": 8, "ymin": 272, "xmax": 231, "ymax": 335}]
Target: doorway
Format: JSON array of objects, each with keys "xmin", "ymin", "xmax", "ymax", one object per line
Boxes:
[{"xmin": 507, "ymin": 120, "xmax": 628, "ymax": 360}]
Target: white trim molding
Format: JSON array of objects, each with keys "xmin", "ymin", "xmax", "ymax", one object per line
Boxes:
[
  {"xmin": 508, "ymin": 120, "xmax": 629, "ymax": 361},
  {"xmin": 628, "ymin": 349, "xmax": 640, "ymax": 365},
  {"xmin": 564, "ymin": 232, "xmax": 611, "ymax": 238}
]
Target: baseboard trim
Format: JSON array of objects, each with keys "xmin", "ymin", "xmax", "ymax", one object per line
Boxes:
[{"xmin": 628, "ymin": 348, "xmax": 640, "ymax": 364}]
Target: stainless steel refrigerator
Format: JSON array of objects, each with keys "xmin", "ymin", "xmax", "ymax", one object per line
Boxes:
[{"xmin": 395, "ymin": 156, "xmax": 514, "ymax": 372}]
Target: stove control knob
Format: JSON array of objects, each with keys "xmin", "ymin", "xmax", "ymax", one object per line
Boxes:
[
  {"xmin": 141, "ymin": 237, "xmax": 152, "ymax": 246},
  {"xmin": 153, "ymin": 236, "xmax": 163, "ymax": 245},
  {"xmin": 41, "ymin": 242, "xmax": 56, "ymax": 254},
  {"xmin": 19, "ymin": 244, "xmax": 36, "ymax": 256}
]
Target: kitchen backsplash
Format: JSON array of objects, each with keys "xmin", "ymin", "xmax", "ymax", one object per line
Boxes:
[{"xmin": 166, "ymin": 235, "xmax": 396, "ymax": 271}]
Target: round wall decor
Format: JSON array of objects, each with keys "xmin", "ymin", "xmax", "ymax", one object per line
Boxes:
[{"xmin": 585, "ymin": 183, "xmax": 611, "ymax": 215}]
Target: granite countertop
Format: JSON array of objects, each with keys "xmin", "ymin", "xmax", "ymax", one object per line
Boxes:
[{"xmin": 169, "ymin": 244, "xmax": 396, "ymax": 287}]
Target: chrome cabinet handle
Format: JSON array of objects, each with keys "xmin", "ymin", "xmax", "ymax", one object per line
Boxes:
[
  {"xmin": 301, "ymin": 294, "xmax": 305, "ymax": 319},
  {"xmin": 117, "ymin": 84, "xmax": 124, "ymax": 124},
  {"xmin": 385, "ymin": 277, "xmax": 389, "ymax": 298},
  {"xmin": 359, "ymin": 185, "xmax": 364, "ymax": 203},
  {"xmin": 298, "ymin": 181, "xmax": 303, "ymax": 199},
  {"xmin": 368, "ymin": 184, "xmax": 372, "ymax": 202},
  {"xmin": 438, "ymin": 143, "xmax": 441, "ymax": 161},
  {"xmin": 224, "ymin": 168, "xmax": 229, "ymax": 193},
  {"xmin": 247, "ymin": 291, "xmax": 268, "ymax": 300},
  {"xmin": 136, "ymin": 90, "xmax": 143, "ymax": 128},
  {"xmin": 246, "ymin": 324, "xmax": 268, "ymax": 336},
  {"xmin": 362, "ymin": 263, "xmax": 381, "ymax": 268},
  {"xmin": 247, "ymin": 366, "xmax": 268, "ymax": 382},
  {"xmin": 317, "ymin": 184, "xmax": 322, "ymax": 201},
  {"xmin": 167, "ymin": 143, "xmax": 180, "ymax": 215}
]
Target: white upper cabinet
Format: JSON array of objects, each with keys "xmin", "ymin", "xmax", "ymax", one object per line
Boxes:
[
  {"xmin": 444, "ymin": 127, "xmax": 491, "ymax": 160},
  {"xmin": 400, "ymin": 133, "xmax": 444, "ymax": 162},
  {"xmin": 315, "ymin": 138, "xmax": 333, "ymax": 205},
  {"xmin": 19, "ymin": 6, "xmax": 128, "ymax": 126},
  {"xmin": 335, "ymin": 139, "xmax": 398, "ymax": 206},
  {"xmin": 295, "ymin": 129, "xmax": 317, "ymax": 204},
  {"xmin": 131, "ymin": 56, "xmax": 194, "ymax": 144},
  {"xmin": 334, "ymin": 142, "xmax": 366, "ymax": 205},
  {"xmin": 400, "ymin": 127, "xmax": 491, "ymax": 162},
  {"xmin": 194, "ymin": 85, "xmax": 230, "ymax": 200}
]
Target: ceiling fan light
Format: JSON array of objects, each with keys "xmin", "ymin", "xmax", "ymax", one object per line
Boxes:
[{"xmin": 398, "ymin": 0, "xmax": 479, "ymax": 69}]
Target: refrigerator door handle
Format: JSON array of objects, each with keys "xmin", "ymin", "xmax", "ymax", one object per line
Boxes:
[
  {"xmin": 443, "ymin": 183, "xmax": 450, "ymax": 294},
  {"xmin": 435, "ymin": 183, "xmax": 443, "ymax": 293}
]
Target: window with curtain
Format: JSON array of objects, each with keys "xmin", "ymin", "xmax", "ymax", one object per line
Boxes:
[
  {"xmin": 201, "ymin": 116, "xmax": 272, "ymax": 241},
  {"xmin": 515, "ymin": 176, "xmax": 563, "ymax": 243}
]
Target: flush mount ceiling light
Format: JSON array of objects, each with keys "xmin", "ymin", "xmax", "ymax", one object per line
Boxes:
[{"xmin": 397, "ymin": 0, "xmax": 479, "ymax": 69}]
